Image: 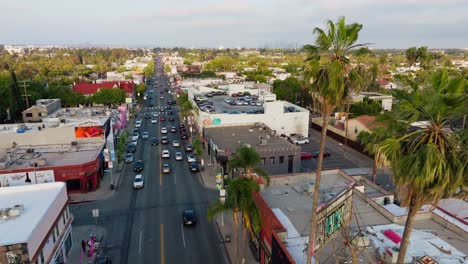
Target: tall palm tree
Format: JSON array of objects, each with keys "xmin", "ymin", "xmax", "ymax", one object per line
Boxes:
[
  {"xmin": 303, "ymin": 17, "xmax": 369, "ymax": 264},
  {"xmin": 378, "ymin": 71, "xmax": 467, "ymax": 264},
  {"xmin": 207, "ymin": 178, "xmax": 261, "ymax": 264},
  {"xmin": 358, "ymin": 127, "xmax": 390, "ymax": 183},
  {"xmin": 228, "ymin": 145, "xmax": 270, "ymax": 186},
  {"xmin": 405, "ymin": 47, "xmax": 419, "ymax": 68}
]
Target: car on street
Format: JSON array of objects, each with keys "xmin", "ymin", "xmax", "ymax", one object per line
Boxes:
[
  {"xmin": 301, "ymin": 152, "xmax": 313, "ymax": 160},
  {"xmin": 152, "ymin": 112, "xmax": 159, "ymax": 117},
  {"xmin": 172, "ymin": 140, "xmax": 180, "ymax": 147},
  {"xmin": 290, "ymin": 136, "xmax": 310, "ymax": 145},
  {"xmin": 187, "ymin": 154, "xmax": 196, "ymax": 163},
  {"xmin": 189, "ymin": 162, "xmax": 199, "ymax": 172},
  {"xmin": 135, "ymin": 119, "xmax": 142, "ymax": 128},
  {"xmin": 134, "ymin": 160, "xmax": 143, "ymax": 172},
  {"xmin": 160, "ymin": 116, "xmax": 166, "ymax": 122},
  {"xmin": 312, "ymin": 151, "xmax": 331, "ymax": 158},
  {"xmin": 125, "ymin": 153, "xmax": 134, "ymax": 163},
  {"xmin": 161, "ymin": 127, "xmax": 168, "ymax": 134},
  {"xmin": 160, "ymin": 96, "xmax": 164, "ymax": 100},
  {"xmin": 168, "ymin": 117, "xmax": 175, "ymax": 122},
  {"xmin": 162, "ymin": 164, "xmax": 171, "ymax": 173},
  {"xmin": 142, "ymin": 132, "xmax": 149, "ymax": 139},
  {"xmin": 151, "ymin": 137, "xmax": 159, "ymax": 146},
  {"xmin": 185, "ymin": 144, "xmax": 193, "ymax": 152},
  {"xmin": 133, "ymin": 174, "xmax": 144, "ymax": 189},
  {"xmin": 181, "ymin": 133, "xmax": 189, "ymax": 140},
  {"xmin": 175, "ymin": 152, "xmax": 183, "ymax": 161},
  {"xmin": 131, "ymin": 138, "xmax": 138, "ymax": 146},
  {"xmin": 126, "ymin": 143, "xmax": 136, "ymax": 153},
  {"xmin": 162, "ymin": 150, "xmax": 170, "ymax": 158},
  {"xmin": 131, "ymin": 133, "xmax": 139, "ymax": 141},
  {"xmin": 182, "ymin": 209, "xmax": 196, "ymax": 226},
  {"xmin": 179, "ymin": 123, "xmax": 185, "ymax": 129},
  {"xmin": 170, "ymin": 127, "xmax": 177, "ymax": 133},
  {"xmin": 151, "ymin": 118, "xmax": 158, "ymax": 124}
]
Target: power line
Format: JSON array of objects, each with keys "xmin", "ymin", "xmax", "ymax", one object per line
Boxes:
[{"xmin": 20, "ymin": 80, "xmax": 31, "ymax": 108}]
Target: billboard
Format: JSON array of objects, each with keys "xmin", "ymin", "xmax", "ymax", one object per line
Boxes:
[
  {"xmin": 75, "ymin": 126, "xmax": 105, "ymax": 138},
  {"xmin": 0, "ymin": 170, "xmax": 55, "ymax": 187}
]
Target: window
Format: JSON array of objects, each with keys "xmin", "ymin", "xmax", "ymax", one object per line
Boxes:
[
  {"xmin": 40, "ymin": 252, "xmax": 44, "ymax": 264},
  {"xmin": 279, "ymin": 156, "xmax": 285, "ymax": 164},
  {"xmin": 62, "ymin": 214, "xmax": 66, "ymax": 225},
  {"xmin": 25, "ymin": 113, "xmax": 33, "ymax": 117},
  {"xmin": 52, "ymin": 228, "xmax": 56, "ymax": 243},
  {"xmin": 270, "ymin": 157, "xmax": 275, "ymax": 165},
  {"xmin": 260, "ymin": 158, "xmax": 266, "ymax": 165}
]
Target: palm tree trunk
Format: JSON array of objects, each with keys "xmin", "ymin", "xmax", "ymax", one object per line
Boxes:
[
  {"xmin": 343, "ymin": 104, "xmax": 350, "ymax": 157},
  {"xmin": 242, "ymin": 223, "xmax": 247, "ymax": 264},
  {"xmin": 306, "ymin": 110, "xmax": 331, "ymax": 264},
  {"xmin": 233, "ymin": 208, "xmax": 240, "ymax": 264},
  {"xmin": 397, "ymin": 195, "xmax": 420, "ymax": 264},
  {"xmin": 372, "ymin": 156, "xmax": 378, "ymax": 183}
]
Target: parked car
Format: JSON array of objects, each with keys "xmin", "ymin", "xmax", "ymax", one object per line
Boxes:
[
  {"xmin": 187, "ymin": 154, "xmax": 196, "ymax": 163},
  {"xmin": 312, "ymin": 151, "xmax": 331, "ymax": 158},
  {"xmin": 162, "ymin": 164, "xmax": 171, "ymax": 173},
  {"xmin": 301, "ymin": 152, "xmax": 313, "ymax": 160},
  {"xmin": 189, "ymin": 162, "xmax": 200, "ymax": 172},
  {"xmin": 290, "ymin": 136, "xmax": 310, "ymax": 145},
  {"xmin": 134, "ymin": 160, "xmax": 143, "ymax": 172},
  {"xmin": 131, "ymin": 133, "xmax": 139, "ymax": 141},
  {"xmin": 162, "ymin": 150, "xmax": 170, "ymax": 158},
  {"xmin": 142, "ymin": 132, "xmax": 149, "ymax": 139},
  {"xmin": 125, "ymin": 153, "xmax": 134, "ymax": 163},
  {"xmin": 126, "ymin": 143, "xmax": 136, "ymax": 153},
  {"xmin": 133, "ymin": 174, "xmax": 144, "ymax": 189},
  {"xmin": 175, "ymin": 152, "xmax": 183, "ymax": 161}
]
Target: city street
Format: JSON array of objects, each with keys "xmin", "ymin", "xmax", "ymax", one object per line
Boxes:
[{"xmin": 70, "ymin": 61, "xmax": 225, "ymax": 264}]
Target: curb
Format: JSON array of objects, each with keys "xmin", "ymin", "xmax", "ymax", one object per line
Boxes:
[{"xmin": 215, "ymin": 221, "xmax": 232, "ymax": 264}]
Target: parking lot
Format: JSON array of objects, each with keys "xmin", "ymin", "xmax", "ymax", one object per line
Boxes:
[{"xmin": 200, "ymin": 95, "xmax": 264, "ymax": 114}]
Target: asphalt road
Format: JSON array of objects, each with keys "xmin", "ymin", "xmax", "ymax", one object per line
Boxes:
[{"xmin": 70, "ymin": 58, "xmax": 225, "ymax": 264}]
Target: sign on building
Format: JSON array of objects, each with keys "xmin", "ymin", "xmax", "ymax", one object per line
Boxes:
[{"xmin": 0, "ymin": 170, "xmax": 55, "ymax": 187}]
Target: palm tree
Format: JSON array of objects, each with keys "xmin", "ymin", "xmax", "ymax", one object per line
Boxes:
[
  {"xmin": 302, "ymin": 17, "xmax": 369, "ymax": 264},
  {"xmin": 405, "ymin": 47, "xmax": 419, "ymax": 67},
  {"xmin": 358, "ymin": 127, "xmax": 390, "ymax": 183},
  {"xmin": 207, "ymin": 178, "xmax": 261, "ymax": 264},
  {"xmin": 378, "ymin": 71, "xmax": 467, "ymax": 264},
  {"xmin": 228, "ymin": 145, "xmax": 270, "ymax": 186}
]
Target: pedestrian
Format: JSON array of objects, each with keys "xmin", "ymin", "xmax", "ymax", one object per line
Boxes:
[{"xmin": 81, "ymin": 240, "xmax": 86, "ymax": 253}]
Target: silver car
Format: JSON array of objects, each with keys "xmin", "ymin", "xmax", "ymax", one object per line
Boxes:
[{"xmin": 125, "ymin": 153, "xmax": 134, "ymax": 163}]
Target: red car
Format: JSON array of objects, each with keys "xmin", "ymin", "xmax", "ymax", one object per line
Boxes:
[
  {"xmin": 160, "ymin": 116, "xmax": 166, "ymax": 121},
  {"xmin": 301, "ymin": 152, "xmax": 313, "ymax": 160}
]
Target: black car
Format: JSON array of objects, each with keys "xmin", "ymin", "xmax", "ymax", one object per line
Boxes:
[
  {"xmin": 181, "ymin": 133, "xmax": 189, "ymax": 140},
  {"xmin": 179, "ymin": 123, "xmax": 185, "ymax": 129},
  {"xmin": 144, "ymin": 113, "xmax": 151, "ymax": 119},
  {"xmin": 166, "ymin": 106, "xmax": 172, "ymax": 110},
  {"xmin": 189, "ymin": 162, "xmax": 199, "ymax": 172},
  {"xmin": 151, "ymin": 137, "xmax": 159, "ymax": 146},
  {"xmin": 132, "ymin": 128, "xmax": 139, "ymax": 134},
  {"xmin": 182, "ymin": 209, "xmax": 196, "ymax": 226},
  {"xmin": 134, "ymin": 160, "xmax": 143, "ymax": 172},
  {"xmin": 167, "ymin": 111, "xmax": 173, "ymax": 115},
  {"xmin": 126, "ymin": 143, "xmax": 136, "ymax": 153},
  {"xmin": 185, "ymin": 144, "xmax": 193, "ymax": 152},
  {"xmin": 312, "ymin": 151, "xmax": 331, "ymax": 158},
  {"xmin": 161, "ymin": 136, "xmax": 169, "ymax": 144},
  {"xmin": 168, "ymin": 117, "xmax": 175, "ymax": 122}
]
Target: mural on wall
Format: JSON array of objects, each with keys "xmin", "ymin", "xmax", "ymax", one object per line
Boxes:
[
  {"xmin": 0, "ymin": 170, "xmax": 55, "ymax": 187},
  {"xmin": 74, "ymin": 126, "xmax": 105, "ymax": 138}
]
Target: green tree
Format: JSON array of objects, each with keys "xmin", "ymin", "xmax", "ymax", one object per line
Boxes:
[
  {"xmin": 405, "ymin": 47, "xmax": 419, "ymax": 67},
  {"xmin": 349, "ymin": 97, "xmax": 382, "ymax": 117},
  {"xmin": 378, "ymin": 71, "xmax": 467, "ymax": 264},
  {"xmin": 135, "ymin": 83, "xmax": 146, "ymax": 100},
  {"xmin": 228, "ymin": 146, "xmax": 269, "ymax": 185},
  {"xmin": 273, "ymin": 77, "xmax": 302, "ymax": 103},
  {"xmin": 302, "ymin": 17, "xmax": 368, "ymax": 263},
  {"xmin": 91, "ymin": 88, "xmax": 125, "ymax": 106},
  {"xmin": 207, "ymin": 178, "xmax": 261, "ymax": 263},
  {"xmin": 117, "ymin": 130, "xmax": 129, "ymax": 163},
  {"xmin": 143, "ymin": 61, "xmax": 154, "ymax": 77},
  {"xmin": 192, "ymin": 137, "xmax": 204, "ymax": 157}
]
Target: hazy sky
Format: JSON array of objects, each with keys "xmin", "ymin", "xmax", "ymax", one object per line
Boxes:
[{"xmin": 1, "ymin": 0, "xmax": 467, "ymax": 48}]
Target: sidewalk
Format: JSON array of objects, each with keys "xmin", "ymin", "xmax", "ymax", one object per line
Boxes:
[
  {"xmin": 215, "ymin": 211, "xmax": 259, "ymax": 264},
  {"xmin": 69, "ymin": 163, "xmax": 124, "ymax": 204},
  {"xmin": 198, "ymin": 153, "xmax": 221, "ymax": 190},
  {"xmin": 68, "ymin": 225, "xmax": 106, "ymax": 264}
]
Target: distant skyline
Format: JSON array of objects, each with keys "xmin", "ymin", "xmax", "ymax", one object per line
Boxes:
[{"xmin": 1, "ymin": 0, "xmax": 467, "ymax": 49}]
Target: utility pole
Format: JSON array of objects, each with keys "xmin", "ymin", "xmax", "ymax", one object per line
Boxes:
[{"xmin": 20, "ymin": 80, "xmax": 31, "ymax": 108}]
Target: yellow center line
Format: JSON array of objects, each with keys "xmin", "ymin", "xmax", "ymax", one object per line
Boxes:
[{"xmin": 160, "ymin": 224, "xmax": 165, "ymax": 264}]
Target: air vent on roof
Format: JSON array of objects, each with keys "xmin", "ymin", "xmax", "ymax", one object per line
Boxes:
[
  {"xmin": 259, "ymin": 139, "xmax": 267, "ymax": 146},
  {"xmin": 71, "ymin": 141, "xmax": 78, "ymax": 146},
  {"xmin": 26, "ymin": 148, "xmax": 34, "ymax": 153}
]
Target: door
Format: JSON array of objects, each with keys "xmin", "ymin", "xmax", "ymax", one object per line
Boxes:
[{"xmin": 288, "ymin": 155, "xmax": 293, "ymax": 173}]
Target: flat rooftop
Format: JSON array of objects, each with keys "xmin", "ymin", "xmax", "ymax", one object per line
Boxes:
[
  {"xmin": 205, "ymin": 125, "xmax": 297, "ymax": 151},
  {"xmin": 0, "ymin": 182, "xmax": 67, "ymax": 246},
  {"xmin": 0, "ymin": 143, "xmax": 103, "ymax": 170}
]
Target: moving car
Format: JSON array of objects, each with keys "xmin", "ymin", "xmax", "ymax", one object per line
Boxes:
[
  {"xmin": 185, "ymin": 144, "xmax": 193, "ymax": 152},
  {"xmin": 162, "ymin": 150, "xmax": 170, "ymax": 158},
  {"xmin": 125, "ymin": 153, "xmax": 134, "ymax": 163},
  {"xmin": 162, "ymin": 164, "xmax": 171, "ymax": 173},
  {"xmin": 182, "ymin": 209, "xmax": 196, "ymax": 226},
  {"xmin": 181, "ymin": 133, "xmax": 189, "ymax": 140},
  {"xmin": 172, "ymin": 140, "xmax": 180, "ymax": 147},
  {"xmin": 151, "ymin": 137, "xmax": 159, "ymax": 146},
  {"xmin": 312, "ymin": 151, "xmax": 331, "ymax": 158},
  {"xmin": 170, "ymin": 127, "xmax": 177, "ymax": 133},
  {"xmin": 161, "ymin": 127, "xmax": 168, "ymax": 134},
  {"xmin": 189, "ymin": 162, "xmax": 199, "ymax": 172},
  {"xmin": 134, "ymin": 160, "xmax": 143, "ymax": 172},
  {"xmin": 151, "ymin": 118, "xmax": 158, "ymax": 124},
  {"xmin": 161, "ymin": 136, "xmax": 169, "ymax": 144},
  {"xmin": 300, "ymin": 152, "xmax": 313, "ymax": 160},
  {"xmin": 168, "ymin": 117, "xmax": 175, "ymax": 122},
  {"xmin": 133, "ymin": 174, "xmax": 144, "ymax": 189},
  {"xmin": 175, "ymin": 152, "xmax": 183, "ymax": 161},
  {"xmin": 142, "ymin": 132, "xmax": 149, "ymax": 139},
  {"xmin": 131, "ymin": 133, "xmax": 139, "ymax": 141}
]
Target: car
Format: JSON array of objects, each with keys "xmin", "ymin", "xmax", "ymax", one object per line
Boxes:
[
  {"xmin": 142, "ymin": 132, "xmax": 149, "ymax": 139},
  {"xmin": 301, "ymin": 152, "xmax": 313, "ymax": 160},
  {"xmin": 187, "ymin": 154, "xmax": 196, "ymax": 163},
  {"xmin": 126, "ymin": 143, "xmax": 136, "ymax": 153},
  {"xmin": 161, "ymin": 127, "xmax": 168, "ymax": 134},
  {"xmin": 160, "ymin": 96, "xmax": 164, "ymax": 100},
  {"xmin": 160, "ymin": 116, "xmax": 166, "ymax": 122},
  {"xmin": 182, "ymin": 209, "xmax": 197, "ymax": 226},
  {"xmin": 189, "ymin": 162, "xmax": 200, "ymax": 172},
  {"xmin": 135, "ymin": 122, "xmax": 142, "ymax": 128},
  {"xmin": 133, "ymin": 174, "xmax": 144, "ymax": 189},
  {"xmin": 162, "ymin": 164, "xmax": 171, "ymax": 173},
  {"xmin": 151, "ymin": 137, "xmax": 159, "ymax": 146},
  {"xmin": 167, "ymin": 111, "xmax": 173, "ymax": 115},
  {"xmin": 161, "ymin": 136, "xmax": 169, "ymax": 144},
  {"xmin": 179, "ymin": 123, "xmax": 185, "ymax": 129},
  {"xmin": 134, "ymin": 160, "xmax": 143, "ymax": 172},
  {"xmin": 181, "ymin": 133, "xmax": 189, "ymax": 140},
  {"xmin": 170, "ymin": 127, "xmax": 177, "ymax": 133},
  {"xmin": 185, "ymin": 144, "xmax": 193, "ymax": 152},
  {"xmin": 151, "ymin": 118, "xmax": 158, "ymax": 124},
  {"xmin": 312, "ymin": 151, "xmax": 331, "ymax": 158},
  {"xmin": 125, "ymin": 153, "xmax": 134, "ymax": 163},
  {"xmin": 152, "ymin": 112, "xmax": 159, "ymax": 117},
  {"xmin": 144, "ymin": 113, "xmax": 151, "ymax": 119},
  {"xmin": 290, "ymin": 136, "xmax": 310, "ymax": 145},
  {"xmin": 175, "ymin": 152, "xmax": 183, "ymax": 161},
  {"xmin": 172, "ymin": 140, "xmax": 180, "ymax": 147},
  {"xmin": 168, "ymin": 117, "xmax": 175, "ymax": 122},
  {"xmin": 132, "ymin": 128, "xmax": 139, "ymax": 134},
  {"xmin": 166, "ymin": 106, "xmax": 172, "ymax": 110},
  {"xmin": 131, "ymin": 133, "xmax": 139, "ymax": 141},
  {"xmin": 162, "ymin": 150, "xmax": 170, "ymax": 158}
]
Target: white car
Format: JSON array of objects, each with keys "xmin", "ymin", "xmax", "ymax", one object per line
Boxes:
[
  {"xmin": 172, "ymin": 140, "xmax": 180, "ymax": 147},
  {"xmin": 142, "ymin": 132, "xmax": 149, "ymax": 139},
  {"xmin": 133, "ymin": 174, "xmax": 144, "ymax": 189},
  {"xmin": 291, "ymin": 136, "xmax": 310, "ymax": 145},
  {"xmin": 151, "ymin": 118, "xmax": 158, "ymax": 124},
  {"xmin": 175, "ymin": 152, "xmax": 183, "ymax": 161},
  {"xmin": 152, "ymin": 112, "xmax": 159, "ymax": 118},
  {"xmin": 162, "ymin": 150, "xmax": 170, "ymax": 159},
  {"xmin": 131, "ymin": 138, "xmax": 138, "ymax": 146},
  {"xmin": 161, "ymin": 127, "xmax": 168, "ymax": 134},
  {"xmin": 187, "ymin": 154, "xmax": 196, "ymax": 163}
]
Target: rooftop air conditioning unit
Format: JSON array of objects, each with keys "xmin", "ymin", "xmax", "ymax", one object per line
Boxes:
[
  {"xmin": 9, "ymin": 205, "xmax": 24, "ymax": 217},
  {"xmin": 266, "ymin": 135, "xmax": 270, "ymax": 139},
  {"xmin": 71, "ymin": 141, "xmax": 78, "ymax": 146},
  {"xmin": 259, "ymin": 139, "xmax": 267, "ymax": 146},
  {"xmin": 26, "ymin": 148, "xmax": 34, "ymax": 153}
]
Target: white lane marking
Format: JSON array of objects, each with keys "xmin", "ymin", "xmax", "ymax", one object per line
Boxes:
[
  {"xmin": 181, "ymin": 224, "xmax": 186, "ymax": 248},
  {"xmin": 139, "ymin": 231, "xmax": 143, "ymax": 254}
]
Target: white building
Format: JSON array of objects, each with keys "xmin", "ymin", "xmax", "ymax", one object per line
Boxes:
[
  {"xmin": 0, "ymin": 182, "xmax": 73, "ymax": 264},
  {"xmin": 353, "ymin": 92, "xmax": 394, "ymax": 111}
]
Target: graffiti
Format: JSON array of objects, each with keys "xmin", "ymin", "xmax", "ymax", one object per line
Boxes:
[{"xmin": 324, "ymin": 204, "xmax": 346, "ymax": 240}]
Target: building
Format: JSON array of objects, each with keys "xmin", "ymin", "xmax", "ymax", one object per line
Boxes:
[
  {"xmin": 176, "ymin": 65, "xmax": 202, "ymax": 74},
  {"xmin": 334, "ymin": 114, "xmax": 379, "ymax": 141},
  {"xmin": 73, "ymin": 81, "xmax": 135, "ymax": 97},
  {"xmin": 376, "ymin": 80, "xmax": 398, "ymax": 90},
  {"xmin": 0, "ymin": 182, "xmax": 73, "ymax": 264},
  {"xmin": 353, "ymin": 92, "xmax": 394, "ymax": 111},
  {"xmin": 22, "ymin": 99, "xmax": 61, "ymax": 123},
  {"xmin": 204, "ymin": 124, "xmax": 301, "ymax": 175}
]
